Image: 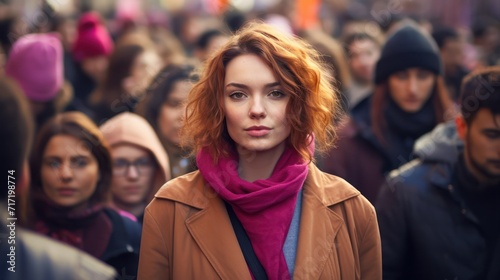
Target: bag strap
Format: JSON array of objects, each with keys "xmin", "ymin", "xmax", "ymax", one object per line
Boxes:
[{"xmin": 224, "ymin": 202, "xmax": 268, "ymax": 280}]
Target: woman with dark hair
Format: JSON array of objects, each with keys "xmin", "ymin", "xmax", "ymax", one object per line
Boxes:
[
  {"xmin": 138, "ymin": 22, "xmax": 381, "ymax": 279},
  {"xmin": 89, "ymin": 42, "xmax": 162, "ymax": 124},
  {"xmin": 136, "ymin": 64, "xmax": 198, "ymax": 178},
  {"xmin": 321, "ymin": 22, "xmax": 455, "ymax": 203},
  {"xmin": 26, "ymin": 111, "xmax": 141, "ymax": 278}
]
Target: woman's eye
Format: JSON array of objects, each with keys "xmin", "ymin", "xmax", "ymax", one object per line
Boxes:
[
  {"xmin": 135, "ymin": 158, "xmax": 153, "ymax": 167},
  {"xmin": 229, "ymin": 91, "xmax": 246, "ymax": 99},
  {"xmin": 269, "ymin": 90, "xmax": 285, "ymax": 98},
  {"xmin": 71, "ymin": 157, "xmax": 88, "ymax": 168},
  {"xmin": 165, "ymin": 100, "xmax": 183, "ymax": 108},
  {"xmin": 46, "ymin": 160, "xmax": 60, "ymax": 168}
]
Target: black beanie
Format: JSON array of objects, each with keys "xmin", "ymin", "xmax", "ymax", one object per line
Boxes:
[{"xmin": 374, "ymin": 23, "xmax": 442, "ymax": 84}]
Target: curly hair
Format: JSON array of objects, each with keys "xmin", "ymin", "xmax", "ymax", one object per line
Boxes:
[{"xmin": 181, "ymin": 21, "xmax": 341, "ymax": 163}]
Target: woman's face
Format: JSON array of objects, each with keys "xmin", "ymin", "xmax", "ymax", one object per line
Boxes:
[
  {"xmin": 223, "ymin": 53, "xmax": 291, "ymax": 154},
  {"xmin": 110, "ymin": 144, "xmax": 155, "ymax": 207},
  {"xmin": 81, "ymin": 55, "xmax": 108, "ymax": 83},
  {"xmin": 125, "ymin": 50, "xmax": 162, "ymax": 97},
  {"xmin": 388, "ymin": 68, "xmax": 436, "ymax": 113},
  {"xmin": 158, "ymin": 80, "xmax": 191, "ymax": 146},
  {"xmin": 41, "ymin": 135, "xmax": 100, "ymax": 209}
]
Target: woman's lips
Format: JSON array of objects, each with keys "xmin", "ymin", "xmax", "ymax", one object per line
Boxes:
[
  {"xmin": 123, "ymin": 186, "xmax": 142, "ymax": 194},
  {"xmin": 245, "ymin": 126, "xmax": 271, "ymax": 137},
  {"xmin": 57, "ymin": 188, "xmax": 77, "ymax": 196}
]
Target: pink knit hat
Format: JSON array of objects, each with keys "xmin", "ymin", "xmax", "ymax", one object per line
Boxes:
[
  {"xmin": 5, "ymin": 33, "xmax": 63, "ymax": 102},
  {"xmin": 72, "ymin": 12, "xmax": 114, "ymax": 61}
]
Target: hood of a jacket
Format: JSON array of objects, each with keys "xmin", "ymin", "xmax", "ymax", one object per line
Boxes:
[
  {"xmin": 413, "ymin": 120, "xmax": 463, "ymax": 165},
  {"xmin": 100, "ymin": 112, "xmax": 171, "ymax": 201}
]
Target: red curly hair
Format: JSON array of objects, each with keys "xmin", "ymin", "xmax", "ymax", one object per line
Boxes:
[{"xmin": 181, "ymin": 21, "xmax": 341, "ymax": 163}]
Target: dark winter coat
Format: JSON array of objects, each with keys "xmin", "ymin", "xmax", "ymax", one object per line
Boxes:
[{"xmin": 376, "ymin": 121, "xmax": 500, "ymax": 280}]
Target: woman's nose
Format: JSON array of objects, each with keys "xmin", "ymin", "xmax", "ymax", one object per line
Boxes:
[
  {"xmin": 59, "ymin": 163, "xmax": 73, "ymax": 182},
  {"xmin": 248, "ymin": 97, "xmax": 266, "ymax": 119}
]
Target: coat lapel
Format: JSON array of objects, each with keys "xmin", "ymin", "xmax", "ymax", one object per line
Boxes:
[
  {"xmin": 293, "ymin": 184, "xmax": 344, "ymax": 279},
  {"xmin": 185, "ymin": 196, "xmax": 252, "ymax": 280},
  {"xmin": 293, "ymin": 165, "xmax": 357, "ymax": 279}
]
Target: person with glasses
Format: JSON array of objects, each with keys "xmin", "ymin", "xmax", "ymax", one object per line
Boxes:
[
  {"xmin": 100, "ymin": 112, "xmax": 171, "ymax": 223},
  {"xmin": 26, "ymin": 111, "xmax": 141, "ymax": 278}
]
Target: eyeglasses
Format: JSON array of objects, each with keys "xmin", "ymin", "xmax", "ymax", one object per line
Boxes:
[{"xmin": 113, "ymin": 158, "xmax": 155, "ymax": 176}]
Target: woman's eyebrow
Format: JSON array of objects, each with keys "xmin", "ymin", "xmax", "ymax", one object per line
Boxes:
[{"xmin": 225, "ymin": 81, "xmax": 280, "ymax": 89}]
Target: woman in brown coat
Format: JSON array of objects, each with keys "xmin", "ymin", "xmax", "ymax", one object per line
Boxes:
[{"xmin": 138, "ymin": 22, "xmax": 381, "ymax": 280}]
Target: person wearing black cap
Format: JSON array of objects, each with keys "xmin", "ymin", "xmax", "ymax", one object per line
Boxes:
[
  {"xmin": 376, "ymin": 66, "xmax": 500, "ymax": 280},
  {"xmin": 320, "ymin": 21, "xmax": 454, "ymax": 203}
]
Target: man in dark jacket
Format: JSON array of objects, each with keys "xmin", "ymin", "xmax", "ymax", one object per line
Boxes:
[{"xmin": 376, "ymin": 66, "xmax": 500, "ymax": 280}]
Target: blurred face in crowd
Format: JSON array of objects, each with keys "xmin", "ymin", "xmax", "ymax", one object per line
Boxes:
[
  {"xmin": 110, "ymin": 144, "xmax": 156, "ymax": 209},
  {"xmin": 81, "ymin": 55, "xmax": 108, "ymax": 82},
  {"xmin": 348, "ymin": 38, "xmax": 380, "ymax": 84},
  {"xmin": 441, "ymin": 38, "xmax": 464, "ymax": 72},
  {"xmin": 458, "ymin": 110, "xmax": 500, "ymax": 185},
  {"xmin": 158, "ymin": 80, "xmax": 191, "ymax": 146},
  {"xmin": 57, "ymin": 18, "xmax": 77, "ymax": 50},
  {"xmin": 41, "ymin": 135, "xmax": 99, "ymax": 209},
  {"xmin": 124, "ymin": 50, "xmax": 162, "ymax": 98},
  {"xmin": 223, "ymin": 54, "xmax": 291, "ymax": 155},
  {"xmin": 388, "ymin": 67, "xmax": 436, "ymax": 113},
  {"xmin": 199, "ymin": 34, "xmax": 229, "ymax": 62}
]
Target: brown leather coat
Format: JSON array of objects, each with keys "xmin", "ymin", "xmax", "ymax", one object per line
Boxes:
[{"xmin": 138, "ymin": 164, "xmax": 381, "ymax": 280}]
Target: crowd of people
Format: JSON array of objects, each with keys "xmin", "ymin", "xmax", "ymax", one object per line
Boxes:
[{"xmin": 0, "ymin": 1, "xmax": 499, "ymax": 279}]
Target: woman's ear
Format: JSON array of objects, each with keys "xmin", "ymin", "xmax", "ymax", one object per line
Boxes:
[{"xmin": 455, "ymin": 115, "xmax": 467, "ymax": 141}]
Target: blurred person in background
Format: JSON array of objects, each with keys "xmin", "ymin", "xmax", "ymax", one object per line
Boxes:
[
  {"xmin": 88, "ymin": 40, "xmax": 162, "ymax": 124},
  {"xmin": 223, "ymin": 9, "xmax": 247, "ymax": 33},
  {"xmin": 137, "ymin": 64, "xmax": 198, "ymax": 178},
  {"xmin": 321, "ymin": 22, "xmax": 454, "ymax": 203},
  {"xmin": 344, "ymin": 32, "xmax": 381, "ymax": 109},
  {"xmin": 100, "ymin": 112, "xmax": 171, "ymax": 223},
  {"xmin": 300, "ymin": 28, "xmax": 351, "ymax": 114},
  {"xmin": 472, "ymin": 17, "xmax": 500, "ymax": 66},
  {"xmin": 194, "ymin": 28, "xmax": 230, "ymax": 63},
  {"xmin": 0, "ymin": 13, "xmax": 28, "ymax": 55},
  {"xmin": 48, "ymin": 13, "xmax": 78, "ymax": 94},
  {"xmin": 26, "ymin": 112, "xmax": 141, "ymax": 278},
  {"xmin": 432, "ymin": 26, "xmax": 470, "ymax": 101},
  {"xmin": 148, "ymin": 26, "xmax": 188, "ymax": 66},
  {"xmin": 5, "ymin": 32, "xmax": 72, "ymax": 132},
  {"xmin": 376, "ymin": 66, "xmax": 500, "ymax": 280},
  {"xmin": 70, "ymin": 11, "xmax": 114, "ymax": 116},
  {"xmin": 0, "ymin": 77, "xmax": 117, "ymax": 280},
  {"xmin": 172, "ymin": 12, "xmax": 227, "ymax": 58}
]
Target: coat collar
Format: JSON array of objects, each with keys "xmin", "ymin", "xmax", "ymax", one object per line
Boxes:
[
  {"xmin": 155, "ymin": 164, "xmax": 360, "ymax": 209},
  {"xmin": 293, "ymin": 164, "xmax": 359, "ymax": 278},
  {"xmin": 154, "ymin": 164, "xmax": 360, "ymax": 279}
]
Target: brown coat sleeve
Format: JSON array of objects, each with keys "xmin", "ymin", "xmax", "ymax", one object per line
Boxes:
[
  {"xmin": 358, "ymin": 201, "xmax": 382, "ymax": 280},
  {"xmin": 138, "ymin": 201, "xmax": 171, "ymax": 280}
]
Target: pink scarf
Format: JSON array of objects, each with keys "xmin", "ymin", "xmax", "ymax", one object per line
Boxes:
[{"xmin": 196, "ymin": 147, "xmax": 308, "ymax": 280}]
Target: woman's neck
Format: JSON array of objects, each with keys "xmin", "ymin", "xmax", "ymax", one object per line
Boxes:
[{"xmin": 237, "ymin": 143, "xmax": 286, "ymax": 182}]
